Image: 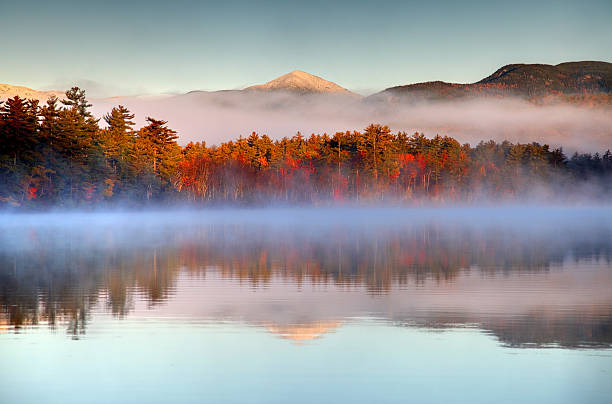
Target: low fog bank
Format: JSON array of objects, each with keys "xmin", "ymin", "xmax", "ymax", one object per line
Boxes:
[
  {"xmin": 2, "ymin": 206, "xmax": 611, "ymax": 251},
  {"xmin": 92, "ymin": 92, "xmax": 612, "ymax": 152},
  {"xmin": 3, "ymin": 205, "xmax": 612, "ymax": 224}
]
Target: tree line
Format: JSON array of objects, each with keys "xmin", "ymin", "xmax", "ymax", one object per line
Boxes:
[{"xmin": 1, "ymin": 87, "xmax": 610, "ymax": 207}]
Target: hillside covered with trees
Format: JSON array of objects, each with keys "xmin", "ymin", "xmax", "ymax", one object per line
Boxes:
[
  {"xmin": 369, "ymin": 61, "xmax": 612, "ymax": 104},
  {"xmin": 1, "ymin": 88, "xmax": 611, "ymax": 208}
]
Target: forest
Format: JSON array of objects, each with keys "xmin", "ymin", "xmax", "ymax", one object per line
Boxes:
[{"xmin": 1, "ymin": 87, "xmax": 611, "ymax": 207}]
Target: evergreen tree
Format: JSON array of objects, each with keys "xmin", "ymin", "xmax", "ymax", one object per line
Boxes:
[
  {"xmin": 103, "ymin": 105, "xmax": 136, "ymax": 197},
  {"xmin": 0, "ymin": 96, "xmax": 40, "ymax": 202},
  {"xmin": 133, "ymin": 117, "xmax": 180, "ymax": 200}
]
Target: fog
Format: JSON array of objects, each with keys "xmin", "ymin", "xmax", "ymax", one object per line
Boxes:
[
  {"xmin": 3, "ymin": 206, "xmax": 612, "ymax": 247},
  {"xmin": 91, "ymin": 91, "xmax": 612, "ymax": 152},
  {"xmin": 2, "ymin": 207, "xmax": 611, "ymax": 270}
]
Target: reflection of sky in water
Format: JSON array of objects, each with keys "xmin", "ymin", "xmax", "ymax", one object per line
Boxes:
[
  {"xmin": 1, "ymin": 208, "xmax": 611, "ymax": 403},
  {"xmin": 2, "ymin": 321, "xmax": 611, "ymax": 404}
]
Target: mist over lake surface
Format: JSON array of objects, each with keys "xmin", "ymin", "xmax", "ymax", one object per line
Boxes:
[{"xmin": 1, "ymin": 207, "xmax": 611, "ymax": 404}]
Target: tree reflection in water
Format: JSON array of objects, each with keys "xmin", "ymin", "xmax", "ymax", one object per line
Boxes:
[{"xmin": 1, "ymin": 209, "xmax": 611, "ymax": 347}]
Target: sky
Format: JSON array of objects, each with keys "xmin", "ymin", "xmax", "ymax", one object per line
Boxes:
[{"xmin": 0, "ymin": 0, "xmax": 611, "ymax": 96}]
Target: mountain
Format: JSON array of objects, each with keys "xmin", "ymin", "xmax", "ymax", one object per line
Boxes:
[
  {"xmin": 172, "ymin": 70, "xmax": 363, "ymax": 112},
  {"xmin": 9, "ymin": 62, "xmax": 610, "ymax": 106},
  {"xmin": 0, "ymin": 84, "xmax": 64, "ymax": 102},
  {"xmin": 368, "ymin": 61, "xmax": 612, "ymax": 103},
  {"xmin": 246, "ymin": 70, "xmax": 359, "ymax": 96},
  {"xmin": 477, "ymin": 61, "xmax": 612, "ymax": 92}
]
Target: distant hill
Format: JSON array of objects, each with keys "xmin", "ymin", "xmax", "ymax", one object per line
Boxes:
[
  {"xmin": 0, "ymin": 84, "xmax": 64, "ymax": 102},
  {"xmin": 246, "ymin": 70, "xmax": 359, "ymax": 97},
  {"xmin": 368, "ymin": 61, "xmax": 612, "ymax": 103}
]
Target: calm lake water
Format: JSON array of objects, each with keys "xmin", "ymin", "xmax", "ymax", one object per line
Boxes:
[{"xmin": 1, "ymin": 207, "xmax": 611, "ymax": 404}]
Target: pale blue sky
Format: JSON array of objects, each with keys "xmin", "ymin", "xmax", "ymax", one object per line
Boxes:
[{"xmin": 1, "ymin": 0, "xmax": 610, "ymax": 96}]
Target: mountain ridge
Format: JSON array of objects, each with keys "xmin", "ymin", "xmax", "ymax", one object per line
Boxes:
[
  {"xmin": 3, "ymin": 61, "xmax": 611, "ymax": 105},
  {"xmin": 369, "ymin": 61, "xmax": 612, "ymax": 102}
]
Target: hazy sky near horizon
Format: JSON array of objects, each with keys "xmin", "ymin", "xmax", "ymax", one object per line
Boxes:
[{"xmin": 1, "ymin": 0, "xmax": 611, "ymax": 96}]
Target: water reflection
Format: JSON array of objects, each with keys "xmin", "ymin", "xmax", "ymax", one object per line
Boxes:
[{"xmin": 1, "ymin": 208, "xmax": 611, "ymax": 348}]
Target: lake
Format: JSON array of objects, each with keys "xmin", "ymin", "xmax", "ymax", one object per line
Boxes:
[{"xmin": 1, "ymin": 207, "xmax": 611, "ymax": 404}]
